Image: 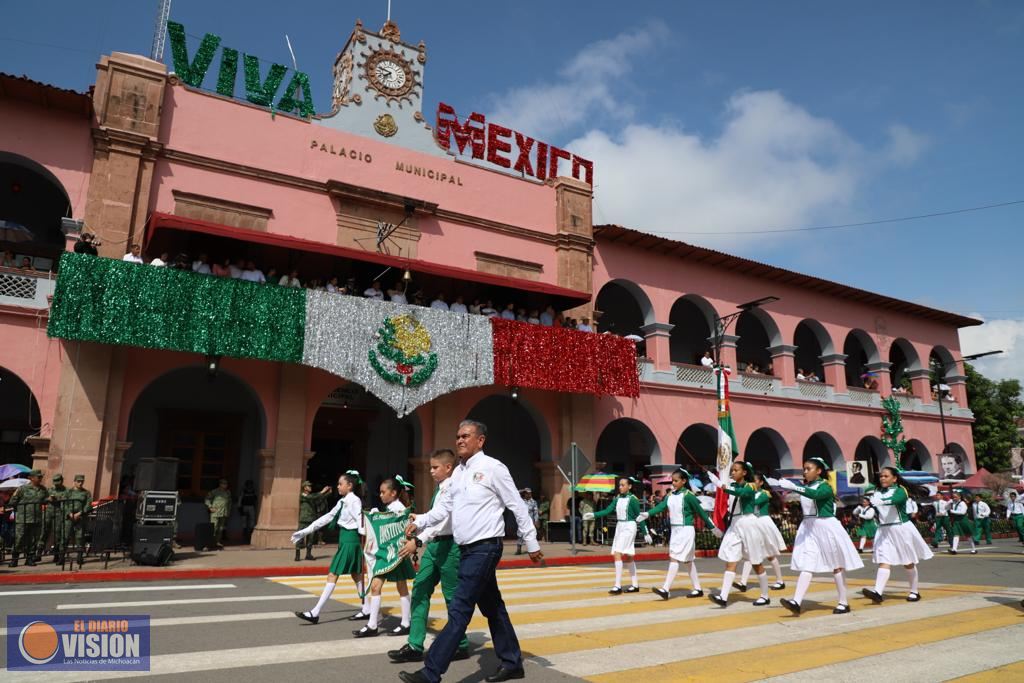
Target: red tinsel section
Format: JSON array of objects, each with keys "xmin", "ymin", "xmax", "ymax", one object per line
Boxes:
[{"xmin": 490, "ymin": 318, "xmax": 640, "ymax": 398}]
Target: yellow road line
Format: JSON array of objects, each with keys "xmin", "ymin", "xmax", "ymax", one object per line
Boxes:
[{"xmin": 585, "ymin": 603, "xmax": 1021, "ymax": 683}]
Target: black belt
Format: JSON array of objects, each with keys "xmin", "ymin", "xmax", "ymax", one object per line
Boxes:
[
  {"xmin": 459, "ymin": 536, "xmax": 502, "ymax": 550},
  {"xmin": 430, "ymin": 534, "xmax": 454, "ymax": 542}
]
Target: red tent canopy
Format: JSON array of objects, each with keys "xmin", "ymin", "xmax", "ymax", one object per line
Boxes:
[{"xmin": 958, "ymin": 467, "xmax": 992, "ymax": 488}]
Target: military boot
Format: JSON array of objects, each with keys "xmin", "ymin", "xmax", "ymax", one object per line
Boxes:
[
  {"xmin": 25, "ymin": 555, "xmax": 37, "ymax": 567},
  {"xmin": 305, "ymin": 547, "xmax": 314, "ymax": 561},
  {"xmin": 8, "ymin": 553, "xmax": 18, "ymax": 568},
  {"xmin": 294, "ymin": 547, "xmax": 301, "ymax": 562}
]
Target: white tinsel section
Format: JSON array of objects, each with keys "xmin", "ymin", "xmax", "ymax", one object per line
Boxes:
[{"xmin": 302, "ymin": 291, "xmax": 495, "ymax": 416}]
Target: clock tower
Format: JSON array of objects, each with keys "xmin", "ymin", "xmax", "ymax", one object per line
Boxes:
[{"xmin": 317, "ymin": 19, "xmax": 445, "ymax": 157}]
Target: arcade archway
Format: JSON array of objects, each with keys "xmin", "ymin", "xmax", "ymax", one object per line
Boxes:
[
  {"xmin": 0, "ymin": 367, "xmax": 41, "ymax": 466},
  {"xmin": 904, "ymin": 439, "xmax": 933, "ymax": 472},
  {"xmin": 669, "ymin": 295, "xmax": 716, "ymax": 365},
  {"xmin": 676, "ymin": 423, "xmax": 717, "ymax": 470},
  {"xmin": 595, "ymin": 418, "xmax": 660, "ymax": 477},
  {"xmin": 855, "ymin": 436, "xmax": 889, "ymax": 479},
  {"xmin": 844, "ymin": 329, "xmax": 880, "ymax": 388},
  {"xmin": 803, "ymin": 432, "xmax": 844, "ymax": 471},
  {"xmin": 744, "ymin": 427, "xmax": 792, "ymax": 474},
  {"xmin": 736, "ymin": 309, "xmax": 780, "ymax": 373},
  {"xmin": 595, "ymin": 280, "xmax": 653, "ymax": 337},
  {"xmin": 0, "ymin": 152, "xmax": 70, "ymax": 254},
  {"xmin": 794, "ymin": 319, "xmax": 832, "ymax": 379}
]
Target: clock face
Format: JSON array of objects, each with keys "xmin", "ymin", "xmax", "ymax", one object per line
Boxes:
[
  {"xmin": 375, "ymin": 60, "xmax": 406, "ymax": 89},
  {"xmin": 365, "ymin": 50, "xmax": 414, "ymax": 99}
]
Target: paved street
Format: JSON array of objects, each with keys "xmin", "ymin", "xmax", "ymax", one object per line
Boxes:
[{"xmin": 3, "ymin": 540, "xmax": 1023, "ymax": 682}]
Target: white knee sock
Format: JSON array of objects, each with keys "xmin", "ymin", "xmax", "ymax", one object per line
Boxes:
[
  {"xmin": 907, "ymin": 566, "xmax": 919, "ymax": 593},
  {"xmin": 688, "ymin": 562, "xmax": 702, "ymax": 591},
  {"xmin": 967, "ymin": 536, "xmax": 976, "ymax": 551},
  {"xmin": 952, "ymin": 535, "xmax": 960, "ymax": 551},
  {"xmin": 834, "ymin": 571, "xmax": 848, "ymax": 605},
  {"xmin": 757, "ymin": 570, "xmax": 769, "ymax": 598},
  {"xmin": 719, "ymin": 570, "xmax": 735, "ymax": 600},
  {"xmin": 859, "ymin": 537, "xmax": 866, "ymax": 550},
  {"xmin": 739, "ymin": 561, "xmax": 752, "ymax": 586},
  {"xmin": 793, "ymin": 571, "xmax": 813, "ymax": 605},
  {"xmin": 310, "ymin": 581, "xmax": 335, "ymax": 617},
  {"xmin": 399, "ymin": 594, "xmax": 411, "ymax": 627},
  {"xmin": 770, "ymin": 557, "xmax": 783, "ymax": 583},
  {"xmin": 629, "ymin": 560, "xmax": 638, "ymax": 587},
  {"xmin": 874, "ymin": 567, "xmax": 891, "ymax": 595},
  {"xmin": 663, "ymin": 561, "xmax": 679, "ymax": 591},
  {"xmin": 367, "ymin": 596, "xmax": 382, "ymax": 629},
  {"xmin": 613, "ymin": 559, "xmax": 623, "ymax": 588}
]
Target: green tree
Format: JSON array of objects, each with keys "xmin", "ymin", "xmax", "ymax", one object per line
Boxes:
[{"xmin": 965, "ymin": 363, "xmax": 1023, "ymax": 472}]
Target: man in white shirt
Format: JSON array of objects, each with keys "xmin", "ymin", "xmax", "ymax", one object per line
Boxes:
[
  {"xmin": 972, "ymin": 497, "xmax": 992, "ymax": 544},
  {"xmin": 932, "ymin": 493, "xmax": 952, "ymax": 548},
  {"xmin": 576, "ymin": 317, "xmax": 594, "ymax": 332},
  {"xmin": 149, "ymin": 251, "xmax": 169, "ymax": 267},
  {"xmin": 500, "ymin": 303, "xmax": 516, "ymax": 321},
  {"xmin": 192, "ymin": 252, "xmax": 211, "ymax": 275},
  {"xmin": 1007, "ymin": 492, "xmax": 1024, "ymax": 544},
  {"xmin": 279, "ymin": 270, "xmax": 301, "ymax": 288},
  {"xmin": 401, "ymin": 420, "xmax": 542, "ymax": 683},
  {"xmin": 480, "ymin": 300, "xmax": 498, "ymax": 318},
  {"xmin": 700, "ymin": 351, "xmax": 714, "ymax": 368},
  {"xmin": 430, "ymin": 293, "xmax": 449, "ymax": 311},
  {"xmin": 539, "ymin": 305, "xmax": 555, "ymax": 326},
  {"xmin": 240, "ymin": 260, "xmax": 266, "ymax": 283},
  {"xmin": 122, "ymin": 244, "xmax": 143, "ymax": 264},
  {"xmin": 364, "ymin": 280, "xmax": 384, "ymax": 300},
  {"xmin": 389, "ymin": 283, "xmax": 409, "ymax": 304},
  {"xmin": 449, "ymin": 295, "xmax": 468, "ymax": 314},
  {"xmin": 228, "ymin": 258, "xmax": 244, "ymax": 279}
]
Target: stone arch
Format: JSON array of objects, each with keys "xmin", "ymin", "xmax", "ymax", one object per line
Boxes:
[
  {"xmin": 843, "ymin": 329, "xmax": 880, "ymax": 387},
  {"xmin": 676, "ymin": 423, "xmax": 717, "ymax": 470},
  {"xmin": 888, "ymin": 338, "xmax": 921, "ymax": 390},
  {"xmin": 595, "ymin": 417, "xmax": 661, "ymax": 476},
  {"xmin": 929, "ymin": 346, "xmax": 957, "ymax": 379},
  {"xmin": 744, "ymin": 427, "xmax": 793, "ymax": 473},
  {"xmin": 903, "ymin": 438, "xmax": 933, "ymax": 472},
  {"xmin": 794, "ymin": 319, "xmax": 834, "ymax": 379},
  {"xmin": 736, "ymin": 308, "xmax": 782, "ymax": 373},
  {"xmin": 595, "ymin": 279, "xmax": 655, "ymax": 336},
  {"xmin": 0, "ymin": 366, "xmax": 42, "ymax": 466},
  {"xmin": 668, "ymin": 295, "xmax": 717, "ymax": 365},
  {"xmin": 0, "ymin": 151, "xmax": 71, "ymax": 250},
  {"xmin": 466, "ymin": 393, "xmax": 547, "ymax": 492},
  {"xmin": 855, "ymin": 436, "xmax": 890, "ymax": 479},
  {"xmin": 803, "ymin": 432, "xmax": 844, "ymax": 471}
]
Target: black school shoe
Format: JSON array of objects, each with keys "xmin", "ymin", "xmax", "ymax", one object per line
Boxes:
[
  {"xmin": 907, "ymin": 592, "xmax": 921, "ymax": 602},
  {"xmin": 389, "ymin": 625, "xmax": 410, "ymax": 636},
  {"xmin": 780, "ymin": 598, "xmax": 801, "ymax": 615},
  {"xmin": 708, "ymin": 594, "xmax": 728, "ymax": 607},
  {"xmin": 608, "ymin": 586, "xmax": 623, "ymax": 595},
  {"xmin": 686, "ymin": 589, "xmax": 704, "ymax": 598},
  {"xmin": 752, "ymin": 597, "xmax": 770, "ymax": 607},
  {"xmin": 653, "ymin": 587, "xmax": 670, "ymax": 600},
  {"xmin": 294, "ymin": 611, "xmax": 319, "ymax": 624},
  {"xmin": 348, "ymin": 611, "xmax": 369, "ymax": 621},
  {"xmin": 732, "ymin": 582, "xmax": 748, "ymax": 592},
  {"xmin": 388, "ymin": 644, "xmax": 424, "ymax": 663},
  {"xmin": 452, "ymin": 646, "xmax": 470, "ymax": 661},
  {"xmin": 833, "ymin": 603, "xmax": 851, "ymax": 614},
  {"xmin": 770, "ymin": 581, "xmax": 786, "ymax": 590},
  {"xmin": 485, "ymin": 667, "xmax": 525, "ymax": 682},
  {"xmin": 353, "ymin": 626, "xmax": 378, "ymax": 638},
  {"xmin": 861, "ymin": 588, "xmax": 884, "ymax": 604},
  {"xmin": 624, "ymin": 585, "xmax": 640, "ymax": 593}
]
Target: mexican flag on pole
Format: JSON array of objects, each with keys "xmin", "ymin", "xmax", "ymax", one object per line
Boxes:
[
  {"xmin": 713, "ymin": 366, "xmax": 740, "ymax": 529},
  {"xmin": 362, "ymin": 509, "xmax": 411, "ymax": 582}
]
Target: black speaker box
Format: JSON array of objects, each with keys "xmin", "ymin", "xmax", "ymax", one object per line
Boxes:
[{"xmin": 194, "ymin": 522, "xmax": 215, "ymax": 551}]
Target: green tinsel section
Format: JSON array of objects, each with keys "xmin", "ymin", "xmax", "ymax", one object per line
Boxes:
[
  {"xmin": 277, "ymin": 71, "xmax": 315, "ymax": 118},
  {"xmin": 47, "ymin": 253, "xmax": 306, "ymax": 364},
  {"xmin": 216, "ymin": 47, "xmax": 238, "ymax": 97},
  {"xmin": 167, "ymin": 21, "xmax": 220, "ymax": 88},
  {"xmin": 243, "ymin": 55, "xmax": 288, "ymax": 107}
]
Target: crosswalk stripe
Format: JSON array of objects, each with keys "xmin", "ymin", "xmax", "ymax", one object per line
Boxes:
[
  {"xmin": 0, "ymin": 584, "xmax": 236, "ymax": 597},
  {"xmin": 583, "ymin": 602, "xmax": 1021, "ymax": 682},
  {"xmin": 950, "ymin": 659, "xmax": 1024, "ymax": 682},
  {"xmin": 761, "ymin": 621, "xmax": 1024, "ymax": 682}
]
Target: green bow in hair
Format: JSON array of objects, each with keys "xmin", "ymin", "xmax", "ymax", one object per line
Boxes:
[
  {"xmin": 628, "ymin": 476, "xmax": 641, "ymax": 485},
  {"xmin": 395, "ymin": 474, "xmax": 414, "ymax": 491},
  {"xmin": 807, "ymin": 457, "xmax": 829, "ymax": 471},
  {"xmin": 345, "ymin": 469, "xmax": 363, "ymax": 485}
]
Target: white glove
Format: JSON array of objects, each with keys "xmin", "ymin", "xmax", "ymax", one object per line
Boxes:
[
  {"xmin": 290, "ymin": 531, "xmax": 305, "ymax": 545},
  {"xmin": 765, "ymin": 477, "xmax": 781, "ymax": 487},
  {"xmin": 707, "ymin": 472, "xmax": 722, "ymax": 487},
  {"xmin": 711, "ymin": 527, "xmax": 724, "ymax": 539},
  {"xmin": 582, "ymin": 512, "xmax": 595, "ymax": 521},
  {"xmin": 643, "ymin": 534, "xmax": 653, "ymax": 545},
  {"xmin": 369, "ymin": 507, "xmax": 379, "ymax": 514},
  {"xmin": 636, "ymin": 512, "xmax": 650, "ymax": 522},
  {"xmin": 777, "ymin": 478, "xmax": 800, "ymax": 491}
]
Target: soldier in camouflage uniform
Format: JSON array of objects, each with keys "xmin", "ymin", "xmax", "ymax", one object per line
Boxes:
[
  {"xmin": 7, "ymin": 470, "xmax": 47, "ymax": 567},
  {"xmin": 38, "ymin": 473, "xmax": 69, "ymax": 564},
  {"xmin": 205, "ymin": 479, "xmax": 233, "ymax": 548},
  {"xmin": 296, "ymin": 481, "xmax": 330, "ymax": 561},
  {"xmin": 65, "ymin": 474, "xmax": 93, "ymax": 566}
]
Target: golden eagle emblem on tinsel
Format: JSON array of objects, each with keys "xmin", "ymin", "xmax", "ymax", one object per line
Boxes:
[{"xmin": 369, "ymin": 314, "xmax": 438, "ymax": 386}]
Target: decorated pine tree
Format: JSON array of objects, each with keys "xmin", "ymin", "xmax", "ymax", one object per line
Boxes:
[{"xmin": 880, "ymin": 395, "xmax": 908, "ymax": 468}]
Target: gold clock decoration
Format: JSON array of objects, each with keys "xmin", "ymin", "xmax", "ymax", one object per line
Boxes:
[
  {"xmin": 374, "ymin": 114, "xmax": 398, "ymax": 137},
  {"xmin": 365, "ymin": 49, "xmax": 415, "ymax": 99}
]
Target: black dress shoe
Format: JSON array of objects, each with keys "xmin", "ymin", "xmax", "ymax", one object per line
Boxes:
[
  {"xmin": 732, "ymin": 582, "xmax": 748, "ymax": 592},
  {"xmin": 781, "ymin": 598, "xmax": 801, "ymax": 615},
  {"xmin": 770, "ymin": 582, "xmax": 786, "ymax": 590},
  {"xmin": 833, "ymin": 603, "xmax": 851, "ymax": 614},
  {"xmin": 389, "ymin": 625, "xmax": 410, "ymax": 636},
  {"xmin": 861, "ymin": 588, "xmax": 883, "ymax": 604},
  {"xmin": 353, "ymin": 626, "xmax": 378, "ymax": 638},
  {"xmin": 653, "ymin": 587, "xmax": 669, "ymax": 600},
  {"xmin": 452, "ymin": 646, "xmax": 470, "ymax": 661},
  {"xmin": 686, "ymin": 589, "xmax": 704, "ymax": 598},
  {"xmin": 294, "ymin": 611, "xmax": 319, "ymax": 624},
  {"xmin": 388, "ymin": 644, "xmax": 424, "ymax": 663},
  {"xmin": 906, "ymin": 592, "xmax": 921, "ymax": 602},
  {"xmin": 485, "ymin": 667, "xmax": 526, "ymax": 682},
  {"xmin": 708, "ymin": 594, "xmax": 728, "ymax": 607},
  {"xmin": 752, "ymin": 597, "xmax": 770, "ymax": 606},
  {"xmin": 348, "ymin": 611, "xmax": 369, "ymax": 621},
  {"xmin": 608, "ymin": 587, "xmax": 622, "ymax": 595},
  {"xmin": 398, "ymin": 671, "xmax": 431, "ymax": 683},
  {"xmin": 624, "ymin": 585, "xmax": 640, "ymax": 593}
]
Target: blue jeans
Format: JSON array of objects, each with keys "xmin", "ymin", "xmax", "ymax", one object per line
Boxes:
[{"xmin": 423, "ymin": 538, "xmax": 520, "ymax": 681}]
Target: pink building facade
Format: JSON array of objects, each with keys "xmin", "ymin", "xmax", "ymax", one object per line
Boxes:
[{"xmin": 0, "ymin": 19, "xmax": 977, "ymax": 548}]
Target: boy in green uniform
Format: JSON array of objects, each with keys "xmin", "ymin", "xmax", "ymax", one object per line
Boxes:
[
  {"xmin": 205, "ymin": 479, "xmax": 232, "ymax": 548},
  {"xmin": 64, "ymin": 474, "xmax": 93, "ymax": 566},
  {"xmin": 1007, "ymin": 492, "xmax": 1024, "ymax": 544},
  {"xmin": 296, "ymin": 481, "xmax": 330, "ymax": 561},
  {"xmin": 39, "ymin": 473, "xmax": 68, "ymax": 563},
  {"xmin": 387, "ymin": 449, "xmax": 470, "ymax": 664},
  {"xmin": 6, "ymin": 469, "xmax": 46, "ymax": 567}
]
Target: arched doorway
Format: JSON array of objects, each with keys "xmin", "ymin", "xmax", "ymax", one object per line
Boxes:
[
  {"xmin": 0, "ymin": 152, "xmax": 70, "ymax": 258},
  {"xmin": 855, "ymin": 436, "xmax": 889, "ymax": 479},
  {"xmin": 744, "ymin": 427, "xmax": 792, "ymax": 474},
  {"xmin": 0, "ymin": 367, "xmax": 41, "ymax": 466},
  {"xmin": 308, "ymin": 384, "xmax": 418, "ymax": 507},
  {"xmin": 594, "ymin": 280, "xmax": 653, "ymax": 338},
  {"xmin": 466, "ymin": 394, "xmax": 547, "ymax": 493},
  {"xmin": 929, "ymin": 347, "xmax": 957, "ymax": 399},
  {"xmin": 125, "ymin": 366, "xmax": 266, "ymax": 543},
  {"xmin": 888, "ymin": 338, "xmax": 920, "ymax": 392},
  {"xmin": 595, "ymin": 418, "xmax": 660, "ymax": 477},
  {"xmin": 794, "ymin": 319, "xmax": 832, "ymax": 380},
  {"xmin": 668, "ymin": 295, "xmax": 716, "ymax": 365},
  {"xmin": 844, "ymin": 329, "xmax": 880, "ymax": 388},
  {"xmin": 676, "ymin": 423, "xmax": 717, "ymax": 470},
  {"xmin": 736, "ymin": 309, "xmax": 780, "ymax": 373},
  {"xmin": 904, "ymin": 439, "xmax": 932, "ymax": 472},
  {"xmin": 803, "ymin": 432, "xmax": 844, "ymax": 471}
]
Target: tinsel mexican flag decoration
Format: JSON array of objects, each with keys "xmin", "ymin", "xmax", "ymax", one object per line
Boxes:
[
  {"xmin": 47, "ymin": 253, "xmax": 639, "ymax": 416},
  {"xmin": 713, "ymin": 366, "xmax": 740, "ymax": 529}
]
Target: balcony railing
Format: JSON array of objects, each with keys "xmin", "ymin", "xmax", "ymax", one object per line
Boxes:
[
  {"xmin": 0, "ymin": 267, "xmax": 55, "ymax": 309},
  {"xmin": 675, "ymin": 363, "xmax": 716, "ymax": 388},
  {"xmin": 847, "ymin": 386, "xmax": 878, "ymax": 406},
  {"xmin": 739, "ymin": 372, "xmax": 776, "ymax": 394},
  {"xmin": 796, "ymin": 379, "xmax": 829, "ymax": 399}
]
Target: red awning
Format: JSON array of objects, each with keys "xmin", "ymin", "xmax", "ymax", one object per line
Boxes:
[{"xmin": 146, "ymin": 212, "xmax": 590, "ymax": 306}]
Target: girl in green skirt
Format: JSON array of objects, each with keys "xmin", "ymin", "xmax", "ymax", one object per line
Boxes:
[
  {"xmin": 354, "ymin": 477, "xmax": 416, "ymax": 638},
  {"xmin": 852, "ymin": 496, "xmax": 878, "ymax": 552},
  {"xmin": 948, "ymin": 490, "xmax": 978, "ymax": 555},
  {"xmin": 292, "ymin": 471, "xmax": 365, "ymax": 624}
]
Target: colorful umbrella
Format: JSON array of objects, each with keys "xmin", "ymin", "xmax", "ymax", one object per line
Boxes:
[
  {"xmin": 0, "ymin": 463, "xmax": 31, "ymax": 481},
  {"xmin": 574, "ymin": 473, "xmax": 616, "ymax": 492},
  {"xmin": 0, "ymin": 477, "xmax": 29, "ymax": 490}
]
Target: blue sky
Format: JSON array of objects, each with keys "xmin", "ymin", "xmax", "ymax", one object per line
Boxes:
[{"xmin": 3, "ymin": 0, "xmax": 1023, "ymax": 381}]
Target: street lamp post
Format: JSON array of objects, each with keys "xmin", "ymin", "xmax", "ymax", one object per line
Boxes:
[
  {"xmin": 712, "ymin": 296, "xmax": 780, "ymax": 368},
  {"xmin": 934, "ymin": 349, "xmax": 1003, "ymax": 455}
]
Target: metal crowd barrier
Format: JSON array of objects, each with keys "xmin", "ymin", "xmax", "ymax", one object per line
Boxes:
[{"xmin": 0, "ymin": 498, "xmax": 134, "ymax": 570}]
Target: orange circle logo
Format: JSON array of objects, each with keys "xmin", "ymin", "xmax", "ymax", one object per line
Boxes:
[{"xmin": 19, "ymin": 621, "xmax": 59, "ymax": 664}]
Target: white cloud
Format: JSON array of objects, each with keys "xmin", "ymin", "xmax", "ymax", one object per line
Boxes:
[
  {"xmin": 882, "ymin": 124, "xmax": 929, "ymax": 166},
  {"xmin": 960, "ymin": 317, "xmax": 1024, "ymax": 386}
]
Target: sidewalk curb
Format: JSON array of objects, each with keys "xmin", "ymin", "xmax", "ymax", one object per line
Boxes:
[{"xmin": 0, "ymin": 549, "xmax": 716, "ymax": 586}]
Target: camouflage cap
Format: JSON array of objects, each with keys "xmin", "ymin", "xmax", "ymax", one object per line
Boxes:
[
  {"xmin": 28, "ymin": 469, "xmax": 43, "ymax": 477},
  {"xmin": 302, "ymin": 480, "xmax": 312, "ymax": 488},
  {"xmin": 52, "ymin": 474, "xmax": 64, "ymax": 482},
  {"xmin": 74, "ymin": 474, "xmax": 85, "ymax": 482}
]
